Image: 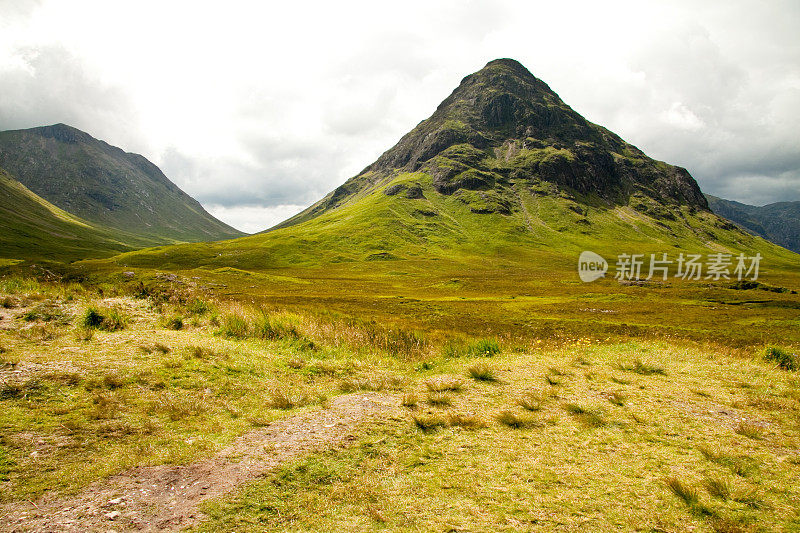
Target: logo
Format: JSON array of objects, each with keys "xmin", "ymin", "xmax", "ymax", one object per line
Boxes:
[{"xmin": 578, "ymin": 251, "xmax": 608, "ymax": 282}]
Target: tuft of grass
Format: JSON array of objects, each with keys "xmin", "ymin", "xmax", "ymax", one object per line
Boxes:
[
  {"xmin": 401, "ymin": 392, "xmax": 418, "ymax": 408},
  {"xmin": 413, "ymin": 413, "xmax": 447, "ymax": 432},
  {"xmin": 734, "ymin": 421, "xmax": 762, "ymax": 440},
  {"xmin": 81, "ymin": 306, "xmax": 104, "ymax": 329},
  {"xmin": 607, "ymin": 391, "xmax": 627, "ymax": 406},
  {"xmin": 764, "ymin": 346, "xmax": 797, "ymax": 371},
  {"xmin": 219, "ymin": 312, "xmax": 249, "ymax": 339},
  {"xmin": 81, "ymin": 305, "xmax": 127, "ymax": 331},
  {"xmin": 617, "ymin": 358, "xmax": 666, "ymax": 376},
  {"xmin": 703, "ymin": 476, "xmax": 731, "ymax": 501},
  {"xmin": 516, "ymin": 390, "xmax": 546, "ymax": 411},
  {"xmin": 467, "ymin": 362, "xmax": 497, "ymax": 382},
  {"xmin": 266, "ymin": 387, "xmax": 314, "ymax": 410},
  {"xmin": 186, "ymin": 297, "xmax": 212, "ymax": 316},
  {"xmin": 664, "ymin": 476, "xmax": 699, "ymax": 507},
  {"xmin": 427, "ymin": 392, "xmax": 452, "ymax": 407},
  {"xmin": 425, "ymin": 375, "xmax": 463, "ymax": 393},
  {"xmin": 697, "ymin": 445, "xmax": 756, "ymax": 477},
  {"xmin": 163, "ymin": 315, "xmax": 184, "ymax": 330},
  {"xmin": 562, "ymin": 403, "xmax": 606, "ymax": 427},
  {"xmin": 447, "ymin": 412, "xmax": 487, "ymax": 430},
  {"xmin": 443, "ymin": 338, "xmax": 500, "ymax": 358},
  {"xmin": 496, "ymin": 410, "xmax": 538, "ymax": 429}
]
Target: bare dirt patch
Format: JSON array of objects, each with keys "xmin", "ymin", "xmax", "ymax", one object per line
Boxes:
[{"xmin": 0, "ymin": 392, "xmax": 401, "ymax": 532}]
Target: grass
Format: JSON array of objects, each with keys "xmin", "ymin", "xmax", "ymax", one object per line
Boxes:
[
  {"xmin": 0, "ymin": 261, "xmax": 799, "ymax": 531},
  {"xmin": 764, "ymin": 345, "xmax": 798, "ymax": 371},
  {"xmin": 664, "ymin": 476, "xmax": 699, "ymax": 507},
  {"xmin": 467, "ymin": 362, "xmax": 497, "ymax": 381}
]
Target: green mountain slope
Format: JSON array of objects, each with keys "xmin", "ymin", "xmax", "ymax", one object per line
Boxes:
[
  {"xmin": 0, "ymin": 124, "xmax": 244, "ymax": 245},
  {"xmin": 707, "ymin": 195, "xmax": 800, "ymax": 253},
  {"xmin": 0, "ymin": 166, "xmax": 145, "ymax": 261},
  {"xmin": 99, "ymin": 59, "xmax": 798, "ymax": 273}
]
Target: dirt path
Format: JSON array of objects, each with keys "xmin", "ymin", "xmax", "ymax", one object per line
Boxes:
[{"xmin": 0, "ymin": 392, "xmax": 401, "ymax": 532}]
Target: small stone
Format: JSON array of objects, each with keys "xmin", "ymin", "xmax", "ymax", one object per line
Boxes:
[
  {"xmin": 105, "ymin": 511, "xmax": 120, "ymax": 520},
  {"xmin": 108, "ymin": 497, "xmax": 123, "ymax": 505}
]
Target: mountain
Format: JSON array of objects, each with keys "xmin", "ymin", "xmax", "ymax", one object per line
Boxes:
[
  {"xmin": 0, "ymin": 124, "xmax": 244, "ymax": 246},
  {"xmin": 0, "ymin": 166, "xmax": 140, "ymax": 261},
  {"xmin": 103, "ymin": 59, "xmax": 797, "ymax": 272},
  {"xmin": 707, "ymin": 195, "xmax": 800, "ymax": 253}
]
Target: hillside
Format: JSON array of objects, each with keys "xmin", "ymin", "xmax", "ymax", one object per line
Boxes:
[
  {"xmin": 707, "ymin": 195, "xmax": 800, "ymax": 253},
  {"xmin": 0, "ymin": 166, "xmax": 146, "ymax": 261},
  {"xmin": 0, "ymin": 124, "xmax": 244, "ymax": 245},
  {"xmin": 104, "ymin": 59, "xmax": 797, "ymax": 273}
]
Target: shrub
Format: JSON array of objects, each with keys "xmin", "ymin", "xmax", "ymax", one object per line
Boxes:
[{"xmin": 764, "ymin": 346, "xmax": 798, "ymax": 371}]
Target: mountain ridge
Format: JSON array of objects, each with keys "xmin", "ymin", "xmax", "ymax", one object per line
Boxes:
[
  {"xmin": 272, "ymin": 58, "xmax": 707, "ymax": 232},
  {"xmin": 101, "ymin": 59, "xmax": 798, "ymax": 274},
  {"xmin": 0, "ymin": 123, "xmax": 244, "ymax": 245},
  {"xmin": 707, "ymin": 194, "xmax": 800, "ymax": 253}
]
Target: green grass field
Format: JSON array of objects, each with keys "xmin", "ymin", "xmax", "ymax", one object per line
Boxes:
[{"xmin": 0, "ymin": 261, "xmax": 798, "ymax": 531}]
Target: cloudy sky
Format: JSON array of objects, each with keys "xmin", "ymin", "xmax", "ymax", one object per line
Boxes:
[{"xmin": 1, "ymin": 0, "xmax": 798, "ymax": 232}]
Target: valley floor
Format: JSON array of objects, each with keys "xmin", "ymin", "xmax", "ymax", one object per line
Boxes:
[{"xmin": 0, "ymin": 274, "xmax": 798, "ymax": 532}]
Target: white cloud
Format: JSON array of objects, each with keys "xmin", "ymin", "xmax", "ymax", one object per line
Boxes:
[
  {"xmin": 204, "ymin": 204, "xmax": 306, "ymax": 235},
  {"xmin": 0, "ymin": 0, "xmax": 798, "ymax": 233}
]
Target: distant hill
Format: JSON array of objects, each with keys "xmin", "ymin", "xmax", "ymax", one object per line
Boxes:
[
  {"xmin": 0, "ymin": 166, "xmax": 144, "ymax": 261},
  {"xmin": 104, "ymin": 59, "xmax": 797, "ymax": 273},
  {"xmin": 706, "ymin": 195, "xmax": 800, "ymax": 253},
  {"xmin": 0, "ymin": 124, "xmax": 243, "ymax": 245}
]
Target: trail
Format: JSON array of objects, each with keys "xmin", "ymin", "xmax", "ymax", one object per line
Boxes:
[{"xmin": 0, "ymin": 392, "xmax": 400, "ymax": 532}]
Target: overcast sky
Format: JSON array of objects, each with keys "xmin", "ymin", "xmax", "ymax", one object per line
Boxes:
[{"xmin": 1, "ymin": 0, "xmax": 798, "ymax": 232}]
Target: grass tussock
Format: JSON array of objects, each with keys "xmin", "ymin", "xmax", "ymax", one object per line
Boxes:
[
  {"xmin": 427, "ymin": 392, "xmax": 452, "ymax": 406},
  {"xmin": 562, "ymin": 403, "xmax": 606, "ymax": 427},
  {"xmin": 764, "ymin": 346, "xmax": 797, "ymax": 371},
  {"xmin": 265, "ymin": 387, "xmax": 317, "ymax": 410},
  {"xmin": 81, "ymin": 305, "xmax": 128, "ymax": 331},
  {"xmin": 664, "ymin": 476, "xmax": 699, "ymax": 507},
  {"xmin": 443, "ymin": 338, "xmax": 500, "ymax": 358},
  {"xmin": 704, "ymin": 476, "xmax": 732, "ymax": 500},
  {"xmin": 401, "ymin": 392, "xmax": 418, "ymax": 408},
  {"xmin": 617, "ymin": 358, "xmax": 666, "ymax": 376},
  {"xmin": 734, "ymin": 421, "xmax": 762, "ymax": 440},
  {"xmin": 425, "ymin": 375, "xmax": 463, "ymax": 393},
  {"xmin": 412, "ymin": 413, "xmax": 448, "ymax": 432},
  {"xmin": 516, "ymin": 390, "xmax": 546, "ymax": 411},
  {"xmin": 496, "ymin": 410, "xmax": 539, "ymax": 429},
  {"xmin": 467, "ymin": 362, "xmax": 497, "ymax": 382}
]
